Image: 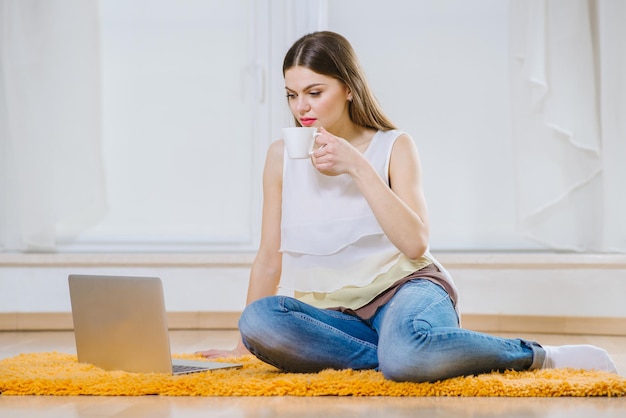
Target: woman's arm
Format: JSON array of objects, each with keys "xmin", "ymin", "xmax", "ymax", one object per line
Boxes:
[
  {"xmin": 197, "ymin": 140, "xmax": 284, "ymax": 358},
  {"xmin": 312, "ymin": 130, "xmax": 429, "ymax": 259},
  {"xmin": 245, "ymin": 140, "xmax": 284, "ymax": 305}
]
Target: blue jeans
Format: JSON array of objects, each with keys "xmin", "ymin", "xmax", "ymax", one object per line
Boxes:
[{"xmin": 239, "ymin": 279, "xmax": 545, "ymax": 382}]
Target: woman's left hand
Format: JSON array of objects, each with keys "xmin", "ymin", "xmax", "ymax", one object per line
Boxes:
[{"xmin": 310, "ymin": 127, "xmax": 365, "ymax": 176}]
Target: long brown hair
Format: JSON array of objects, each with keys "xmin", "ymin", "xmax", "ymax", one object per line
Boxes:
[{"xmin": 283, "ymin": 31, "xmax": 397, "ymax": 131}]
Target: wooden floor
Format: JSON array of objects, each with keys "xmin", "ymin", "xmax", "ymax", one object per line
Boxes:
[{"xmin": 1, "ymin": 330, "xmax": 625, "ymax": 417}]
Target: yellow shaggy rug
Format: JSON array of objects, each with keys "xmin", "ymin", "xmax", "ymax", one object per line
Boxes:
[{"xmin": 1, "ymin": 352, "xmax": 625, "ymax": 397}]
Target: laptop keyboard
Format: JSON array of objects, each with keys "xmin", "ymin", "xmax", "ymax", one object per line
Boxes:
[{"xmin": 172, "ymin": 364, "xmax": 209, "ymax": 375}]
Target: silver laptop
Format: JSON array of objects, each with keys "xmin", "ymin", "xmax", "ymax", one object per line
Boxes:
[{"xmin": 68, "ymin": 274, "xmax": 241, "ymax": 375}]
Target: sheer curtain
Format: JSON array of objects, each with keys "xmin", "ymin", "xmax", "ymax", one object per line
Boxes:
[
  {"xmin": 509, "ymin": 0, "xmax": 626, "ymax": 252},
  {"xmin": 0, "ymin": 0, "xmax": 106, "ymax": 252},
  {"xmin": 285, "ymin": 0, "xmax": 328, "ymax": 44}
]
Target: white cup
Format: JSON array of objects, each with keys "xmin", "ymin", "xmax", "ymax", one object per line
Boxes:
[{"xmin": 282, "ymin": 127, "xmax": 320, "ymax": 159}]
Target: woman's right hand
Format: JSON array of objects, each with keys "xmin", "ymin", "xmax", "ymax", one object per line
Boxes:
[{"xmin": 310, "ymin": 127, "xmax": 366, "ymax": 177}]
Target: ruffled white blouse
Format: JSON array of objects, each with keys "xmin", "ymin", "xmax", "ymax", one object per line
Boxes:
[{"xmin": 280, "ymin": 130, "xmax": 409, "ymax": 293}]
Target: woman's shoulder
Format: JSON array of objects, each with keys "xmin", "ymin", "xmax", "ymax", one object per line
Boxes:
[
  {"xmin": 263, "ymin": 139, "xmax": 285, "ymax": 181},
  {"xmin": 394, "ymin": 132, "xmax": 415, "ymax": 147},
  {"xmin": 378, "ymin": 129, "xmax": 415, "ymax": 149},
  {"xmin": 389, "ymin": 131, "xmax": 421, "ymax": 170},
  {"xmin": 266, "ymin": 138, "xmax": 285, "ymax": 162},
  {"xmin": 371, "ymin": 129, "xmax": 416, "ymax": 153},
  {"xmin": 376, "ymin": 128, "xmax": 409, "ymax": 140}
]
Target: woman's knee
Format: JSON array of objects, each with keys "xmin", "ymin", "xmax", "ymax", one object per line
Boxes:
[
  {"xmin": 379, "ymin": 357, "xmax": 445, "ymax": 383},
  {"xmin": 238, "ymin": 296, "xmax": 283, "ymax": 344},
  {"xmin": 378, "ymin": 330, "xmax": 451, "ymax": 383}
]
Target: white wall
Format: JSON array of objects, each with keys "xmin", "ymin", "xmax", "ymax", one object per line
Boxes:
[
  {"xmin": 3, "ymin": 253, "xmax": 626, "ymax": 323},
  {"xmin": 59, "ymin": 0, "xmax": 270, "ymax": 252},
  {"xmin": 16, "ymin": 1, "xmax": 619, "ymax": 325},
  {"xmin": 55, "ymin": 0, "xmax": 545, "ymax": 253},
  {"xmin": 328, "ymin": 0, "xmax": 534, "ymax": 250}
]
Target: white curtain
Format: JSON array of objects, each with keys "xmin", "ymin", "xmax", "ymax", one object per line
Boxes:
[
  {"xmin": 0, "ymin": 0, "xmax": 106, "ymax": 252},
  {"xmin": 286, "ymin": 0, "xmax": 328, "ymax": 43},
  {"xmin": 509, "ymin": 0, "xmax": 626, "ymax": 252}
]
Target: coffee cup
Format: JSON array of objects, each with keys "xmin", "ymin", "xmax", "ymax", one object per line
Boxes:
[{"xmin": 282, "ymin": 127, "xmax": 320, "ymax": 159}]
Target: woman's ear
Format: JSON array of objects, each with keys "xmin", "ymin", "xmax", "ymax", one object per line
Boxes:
[{"xmin": 345, "ymin": 85, "xmax": 353, "ymax": 102}]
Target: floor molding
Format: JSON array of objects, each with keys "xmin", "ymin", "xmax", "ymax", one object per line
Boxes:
[{"xmin": 2, "ymin": 312, "xmax": 625, "ymax": 336}]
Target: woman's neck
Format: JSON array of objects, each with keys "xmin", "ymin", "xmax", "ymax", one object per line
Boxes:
[{"xmin": 331, "ymin": 124, "xmax": 376, "ymax": 146}]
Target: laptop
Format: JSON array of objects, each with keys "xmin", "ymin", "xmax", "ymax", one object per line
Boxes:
[{"xmin": 68, "ymin": 274, "xmax": 242, "ymax": 375}]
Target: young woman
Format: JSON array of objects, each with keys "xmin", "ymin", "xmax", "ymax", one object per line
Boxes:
[{"xmin": 198, "ymin": 31, "xmax": 618, "ymax": 382}]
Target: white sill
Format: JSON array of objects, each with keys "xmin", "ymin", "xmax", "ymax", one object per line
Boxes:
[{"xmin": 1, "ymin": 251, "xmax": 625, "ymax": 269}]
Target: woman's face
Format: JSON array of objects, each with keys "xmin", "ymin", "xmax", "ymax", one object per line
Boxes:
[{"xmin": 284, "ymin": 66, "xmax": 351, "ymax": 132}]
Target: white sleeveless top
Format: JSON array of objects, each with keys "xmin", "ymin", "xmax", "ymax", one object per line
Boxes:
[{"xmin": 279, "ymin": 129, "xmax": 453, "ymax": 296}]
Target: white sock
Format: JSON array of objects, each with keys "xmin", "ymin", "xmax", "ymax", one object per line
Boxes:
[{"xmin": 542, "ymin": 344, "xmax": 618, "ymax": 374}]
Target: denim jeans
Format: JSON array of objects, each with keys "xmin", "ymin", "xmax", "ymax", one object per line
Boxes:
[{"xmin": 239, "ymin": 279, "xmax": 545, "ymax": 382}]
